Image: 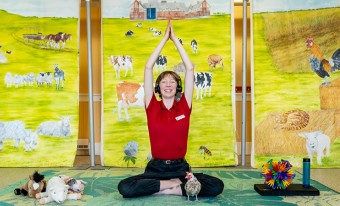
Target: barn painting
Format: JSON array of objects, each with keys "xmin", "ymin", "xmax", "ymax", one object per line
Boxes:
[
  {"xmin": 0, "ymin": 0, "xmax": 79, "ymax": 167},
  {"xmin": 102, "ymin": 0, "xmax": 235, "ymax": 167},
  {"xmin": 130, "ymin": 0, "xmax": 210, "ymax": 20}
]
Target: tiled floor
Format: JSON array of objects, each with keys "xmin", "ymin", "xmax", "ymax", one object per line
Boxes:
[{"xmin": 1, "ymin": 155, "xmax": 340, "ymax": 193}]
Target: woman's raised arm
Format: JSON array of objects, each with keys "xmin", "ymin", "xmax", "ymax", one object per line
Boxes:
[{"xmin": 144, "ymin": 21, "xmax": 171, "ymax": 108}]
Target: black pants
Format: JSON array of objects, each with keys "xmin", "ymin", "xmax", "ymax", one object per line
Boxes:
[{"xmin": 117, "ymin": 159, "xmax": 224, "ymax": 198}]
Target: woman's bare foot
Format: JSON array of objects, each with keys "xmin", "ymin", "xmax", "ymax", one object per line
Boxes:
[
  {"xmin": 155, "ymin": 178, "xmax": 183, "ymax": 195},
  {"xmin": 155, "ymin": 184, "xmax": 182, "ymax": 195}
]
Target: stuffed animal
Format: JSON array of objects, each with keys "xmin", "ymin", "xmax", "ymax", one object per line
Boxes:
[
  {"xmin": 66, "ymin": 178, "xmax": 87, "ymax": 194},
  {"xmin": 14, "ymin": 171, "xmax": 46, "ymax": 198},
  {"xmin": 57, "ymin": 175, "xmax": 87, "ymax": 194},
  {"xmin": 184, "ymin": 172, "xmax": 201, "ymax": 202},
  {"xmin": 36, "ymin": 175, "xmax": 82, "ymax": 204}
]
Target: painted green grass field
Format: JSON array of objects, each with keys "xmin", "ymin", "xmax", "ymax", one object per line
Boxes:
[
  {"xmin": 254, "ymin": 8, "xmax": 340, "ymax": 168},
  {"xmin": 0, "ymin": 10, "xmax": 79, "ymax": 167},
  {"xmin": 102, "ymin": 16, "xmax": 236, "ymax": 167}
]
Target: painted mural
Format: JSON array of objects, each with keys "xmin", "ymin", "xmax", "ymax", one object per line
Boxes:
[
  {"xmin": 0, "ymin": 0, "xmax": 79, "ymax": 167},
  {"xmin": 102, "ymin": 0, "xmax": 235, "ymax": 167},
  {"xmin": 252, "ymin": 0, "xmax": 340, "ymax": 168}
]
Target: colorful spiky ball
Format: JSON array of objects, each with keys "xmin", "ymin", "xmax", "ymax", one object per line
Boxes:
[{"xmin": 261, "ymin": 159, "xmax": 296, "ymax": 190}]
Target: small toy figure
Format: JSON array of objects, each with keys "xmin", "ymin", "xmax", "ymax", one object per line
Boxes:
[{"xmin": 184, "ymin": 171, "xmax": 201, "ymax": 202}]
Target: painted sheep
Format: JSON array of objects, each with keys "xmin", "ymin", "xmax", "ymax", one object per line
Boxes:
[
  {"xmin": 298, "ymin": 131, "xmax": 331, "ymax": 165},
  {"xmin": 0, "ymin": 120, "xmax": 37, "ymax": 151},
  {"xmin": 37, "ymin": 116, "xmax": 72, "ymax": 137},
  {"xmin": 24, "ymin": 130, "xmax": 38, "ymax": 151},
  {"xmin": 36, "ymin": 72, "xmax": 53, "ymax": 87},
  {"xmin": 4, "ymin": 72, "xmax": 13, "ymax": 87}
]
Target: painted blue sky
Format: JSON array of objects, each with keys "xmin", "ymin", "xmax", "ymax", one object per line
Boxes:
[
  {"xmin": 102, "ymin": 0, "xmax": 232, "ymax": 18},
  {"xmin": 253, "ymin": 0, "xmax": 340, "ymax": 13},
  {"xmin": 0, "ymin": 0, "xmax": 79, "ymax": 17}
]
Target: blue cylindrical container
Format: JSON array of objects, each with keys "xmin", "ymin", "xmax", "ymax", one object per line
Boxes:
[{"xmin": 303, "ymin": 158, "xmax": 310, "ymax": 188}]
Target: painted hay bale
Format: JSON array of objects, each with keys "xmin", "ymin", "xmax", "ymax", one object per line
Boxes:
[
  {"xmin": 255, "ymin": 110, "xmax": 336, "ymax": 155},
  {"xmin": 320, "ymin": 78, "xmax": 340, "ymax": 110}
]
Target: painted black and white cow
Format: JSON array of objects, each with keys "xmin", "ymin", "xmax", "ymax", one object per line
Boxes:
[
  {"xmin": 194, "ymin": 72, "xmax": 212, "ymax": 100},
  {"xmin": 191, "ymin": 39, "xmax": 198, "ymax": 54},
  {"xmin": 125, "ymin": 30, "xmax": 134, "ymax": 37},
  {"xmin": 153, "ymin": 30, "xmax": 162, "ymax": 36},
  {"xmin": 136, "ymin": 23, "xmax": 142, "ymax": 28},
  {"xmin": 155, "ymin": 55, "xmax": 167, "ymax": 73},
  {"xmin": 149, "ymin": 27, "xmax": 157, "ymax": 32}
]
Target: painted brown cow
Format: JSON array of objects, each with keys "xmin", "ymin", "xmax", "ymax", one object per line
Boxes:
[
  {"xmin": 207, "ymin": 54, "xmax": 224, "ymax": 70},
  {"xmin": 115, "ymin": 82, "xmax": 144, "ymax": 122}
]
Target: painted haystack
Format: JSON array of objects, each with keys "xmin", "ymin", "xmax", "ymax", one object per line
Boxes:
[{"xmin": 255, "ymin": 110, "xmax": 337, "ymax": 154}]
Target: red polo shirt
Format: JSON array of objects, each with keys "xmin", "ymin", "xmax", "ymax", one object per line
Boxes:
[{"xmin": 146, "ymin": 94, "xmax": 191, "ymax": 160}]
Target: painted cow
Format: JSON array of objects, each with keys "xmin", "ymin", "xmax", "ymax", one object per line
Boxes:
[
  {"xmin": 194, "ymin": 72, "xmax": 213, "ymax": 100},
  {"xmin": 191, "ymin": 39, "xmax": 198, "ymax": 54},
  {"xmin": 115, "ymin": 82, "xmax": 144, "ymax": 122},
  {"xmin": 149, "ymin": 27, "xmax": 157, "ymax": 32},
  {"xmin": 125, "ymin": 30, "xmax": 134, "ymax": 37},
  {"xmin": 155, "ymin": 55, "xmax": 167, "ymax": 73},
  {"xmin": 109, "ymin": 55, "xmax": 133, "ymax": 78},
  {"xmin": 153, "ymin": 30, "xmax": 162, "ymax": 36},
  {"xmin": 208, "ymin": 54, "xmax": 223, "ymax": 70}
]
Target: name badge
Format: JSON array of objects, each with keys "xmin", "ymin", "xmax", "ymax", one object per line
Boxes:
[{"xmin": 175, "ymin": 114, "xmax": 185, "ymax": 121}]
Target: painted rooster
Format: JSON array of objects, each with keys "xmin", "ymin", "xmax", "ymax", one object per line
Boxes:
[
  {"xmin": 184, "ymin": 172, "xmax": 201, "ymax": 202},
  {"xmin": 306, "ymin": 37, "xmax": 340, "ymax": 85}
]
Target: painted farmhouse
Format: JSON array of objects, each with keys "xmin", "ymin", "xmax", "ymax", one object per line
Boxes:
[{"xmin": 130, "ymin": 0, "xmax": 210, "ymax": 20}]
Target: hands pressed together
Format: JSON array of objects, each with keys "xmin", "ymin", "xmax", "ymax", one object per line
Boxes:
[{"xmin": 164, "ymin": 20, "xmax": 177, "ymax": 42}]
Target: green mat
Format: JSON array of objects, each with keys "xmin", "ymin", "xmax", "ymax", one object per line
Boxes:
[{"xmin": 0, "ymin": 169, "xmax": 339, "ymax": 206}]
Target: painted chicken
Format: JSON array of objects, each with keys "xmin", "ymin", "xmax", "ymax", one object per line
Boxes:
[
  {"xmin": 184, "ymin": 171, "xmax": 201, "ymax": 202},
  {"xmin": 306, "ymin": 37, "xmax": 340, "ymax": 85}
]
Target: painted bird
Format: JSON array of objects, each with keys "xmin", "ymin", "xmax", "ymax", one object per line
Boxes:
[
  {"xmin": 306, "ymin": 37, "xmax": 340, "ymax": 85},
  {"xmin": 184, "ymin": 171, "xmax": 201, "ymax": 202}
]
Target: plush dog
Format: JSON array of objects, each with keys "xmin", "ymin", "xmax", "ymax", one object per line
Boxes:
[{"xmin": 14, "ymin": 171, "xmax": 46, "ymax": 198}]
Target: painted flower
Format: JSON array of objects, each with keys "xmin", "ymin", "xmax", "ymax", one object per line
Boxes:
[
  {"xmin": 124, "ymin": 141, "xmax": 138, "ymax": 157},
  {"xmin": 123, "ymin": 141, "xmax": 138, "ymax": 167}
]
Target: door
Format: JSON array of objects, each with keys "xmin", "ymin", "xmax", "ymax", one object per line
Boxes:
[{"xmin": 147, "ymin": 8, "xmax": 156, "ymax": 20}]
